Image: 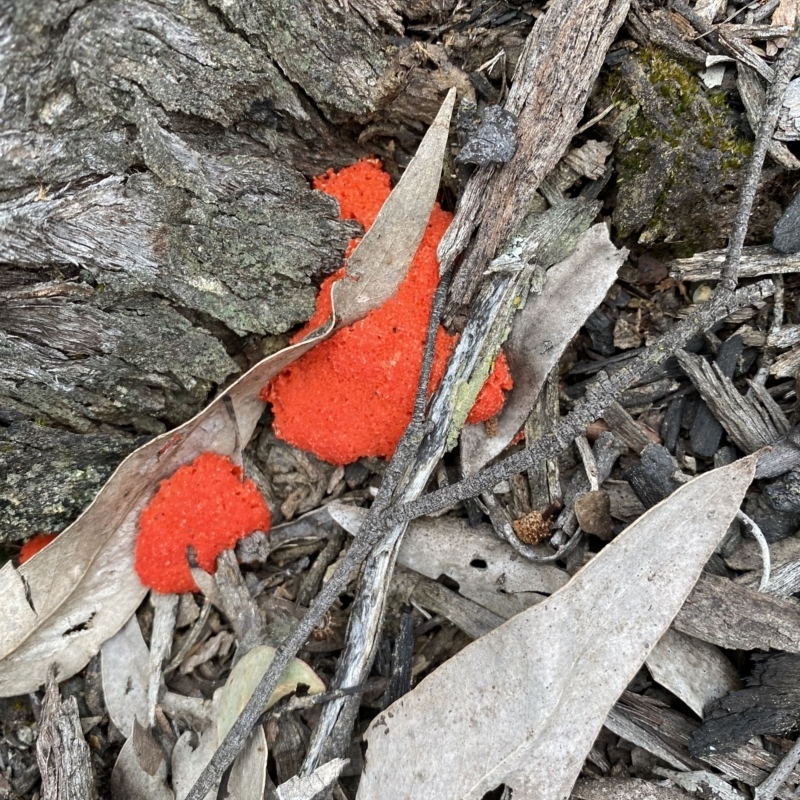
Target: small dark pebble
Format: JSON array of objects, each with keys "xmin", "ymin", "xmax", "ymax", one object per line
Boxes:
[{"xmin": 455, "ymin": 106, "xmax": 518, "ymax": 166}]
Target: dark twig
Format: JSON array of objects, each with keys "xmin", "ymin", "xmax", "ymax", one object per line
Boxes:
[
  {"xmin": 359, "ymin": 269, "xmax": 451, "ymax": 524},
  {"xmin": 392, "ymin": 32, "xmax": 800, "ymax": 523},
  {"xmin": 720, "ymin": 26, "xmax": 800, "ymax": 291},
  {"xmin": 184, "ymin": 253, "xmax": 455, "ymax": 800},
  {"xmin": 387, "ymin": 282, "xmax": 775, "ymax": 526},
  {"xmin": 412, "ymin": 269, "xmax": 452, "ymax": 423},
  {"xmin": 184, "ymin": 511, "xmax": 392, "ymax": 800}
]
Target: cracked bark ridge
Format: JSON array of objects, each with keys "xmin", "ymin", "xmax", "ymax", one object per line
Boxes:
[
  {"xmin": 438, "ymin": 0, "xmax": 631, "ymax": 314},
  {"xmin": 37, "ymin": 668, "xmax": 97, "ymax": 800}
]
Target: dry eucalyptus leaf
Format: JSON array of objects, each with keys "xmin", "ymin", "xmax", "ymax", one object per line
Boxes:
[
  {"xmin": 328, "ymin": 504, "xmax": 568, "ymax": 618},
  {"xmin": 131, "ymin": 717, "xmax": 166, "ymax": 777},
  {"xmin": 646, "ymin": 628, "xmax": 740, "ymax": 718},
  {"xmin": 0, "ymin": 90, "xmax": 458, "ymax": 696},
  {"xmin": 180, "ymin": 632, "xmax": 235, "ymax": 675},
  {"xmin": 356, "ymin": 455, "xmax": 757, "ymax": 800},
  {"xmin": 461, "ymin": 224, "xmax": 626, "ymax": 475},
  {"xmin": 215, "ymin": 644, "xmax": 325, "ymax": 742},
  {"xmin": 0, "ymin": 322, "xmax": 327, "ymax": 698},
  {"xmin": 276, "ymin": 758, "xmax": 348, "ymax": 800},
  {"xmin": 331, "ymin": 87, "xmax": 456, "ymax": 327},
  {"xmin": 172, "ymin": 728, "xmax": 217, "ymax": 800},
  {"xmin": 159, "ymin": 692, "xmax": 213, "ymax": 733},
  {"xmin": 225, "ymin": 727, "xmax": 268, "ymax": 800},
  {"xmin": 111, "ymin": 737, "xmax": 174, "ymax": 800},
  {"xmin": 101, "ymin": 614, "xmax": 149, "ymax": 739}
]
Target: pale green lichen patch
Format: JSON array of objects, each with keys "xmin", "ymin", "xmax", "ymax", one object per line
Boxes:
[{"xmin": 596, "ymin": 47, "xmax": 765, "ymax": 252}]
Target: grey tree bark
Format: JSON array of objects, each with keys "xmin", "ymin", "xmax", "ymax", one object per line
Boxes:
[{"xmin": 0, "ymin": 0, "xmax": 530, "ymax": 539}]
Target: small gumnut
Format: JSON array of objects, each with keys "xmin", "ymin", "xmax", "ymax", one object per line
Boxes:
[
  {"xmin": 574, "ymin": 490, "xmax": 615, "ymax": 540},
  {"xmin": 19, "ymin": 533, "xmax": 59, "ymax": 564},
  {"xmin": 512, "ymin": 512, "xmax": 552, "ymax": 546},
  {"xmin": 135, "ymin": 452, "xmax": 271, "ymax": 594}
]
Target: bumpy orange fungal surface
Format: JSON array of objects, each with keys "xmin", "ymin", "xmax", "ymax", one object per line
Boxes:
[
  {"xmin": 262, "ymin": 159, "xmax": 513, "ymax": 465},
  {"xmin": 135, "ymin": 452, "xmax": 270, "ymax": 594}
]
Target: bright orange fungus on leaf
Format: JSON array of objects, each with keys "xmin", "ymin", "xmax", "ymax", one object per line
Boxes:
[
  {"xmin": 262, "ymin": 159, "xmax": 513, "ymax": 465},
  {"xmin": 135, "ymin": 452, "xmax": 270, "ymax": 594},
  {"xmin": 19, "ymin": 533, "xmax": 58, "ymax": 564}
]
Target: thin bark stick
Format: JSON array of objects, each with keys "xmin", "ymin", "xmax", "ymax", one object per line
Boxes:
[
  {"xmin": 37, "ymin": 667, "xmax": 96, "ymax": 800},
  {"xmin": 438, "ymin": 0, "xmax": 630, "ymax": 311},
  {"xmin": 720, "ymin": 26, "xmax": 800, "ymax": 290}
]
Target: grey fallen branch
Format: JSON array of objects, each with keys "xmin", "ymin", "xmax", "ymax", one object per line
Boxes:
[
  {"xmin": 184, "ymin": 275, "xmax": 774, "ymax": 800},
  {"xmin": 754, "ymin": 734, "xmax": 800, "ymax": 800},
  {"xmin": 301, "ymin": 248, "xmax": 537, "ymax": 773}
]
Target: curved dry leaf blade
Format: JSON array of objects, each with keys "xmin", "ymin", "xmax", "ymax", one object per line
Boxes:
[
  {"xmin": 356, "ymin": 455, "xmax": 757, "ymax": 800},
  {"xmin": 172, "ymin": 728, "xmax": 218, "ymax": 800},
  {"xmin": 111, "ymin": 737, "xmax": 174, "ymax": 800},
  {"xmin": 224, "ymin": 725, "xmax": 268, "ymax": 800},
  {"xmin": 328, "ymin": 504, "xmax": 568, "ymax": 618},
  {"xmin": 333, "ymin": 88, "xmax": 456, "ymax": 327},
  {"xmin": 461, "ymin": 224, "xmax": 626, "ymax": 475},
  {"xmin": 101, "ymin": 614, "xmax": 150, "ymax": 739},
  {"xmin": 0, "ymin": 326, "xmax": 332, "ymax": 697},
  {"xmin": 216, "ymin": 644, "xmax": 325, "ymax": 742}
]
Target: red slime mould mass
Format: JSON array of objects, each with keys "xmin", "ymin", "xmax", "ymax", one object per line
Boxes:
[
  {"xmin": 135, "ymin": 452, "xmax": 271, "ymax": 594},
  {"xmin": 262, "ymin": 159, "xmax": 513, "ymax": 466},
  {"xmin": 18, "ymin": 533, "xmax": 59, "ymax": 564}
]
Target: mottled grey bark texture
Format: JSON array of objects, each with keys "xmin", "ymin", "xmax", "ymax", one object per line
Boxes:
[
  {"xmin": 36, "ymin": 668, "xmax": 97, "ymax": 800},
  {"xmin": 0, "ymin": 422, "xmax": 148, "ymax": 537},
  {"xmin": 0, "ymin": 0, "xmax": 536, "ymax": 539}
]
